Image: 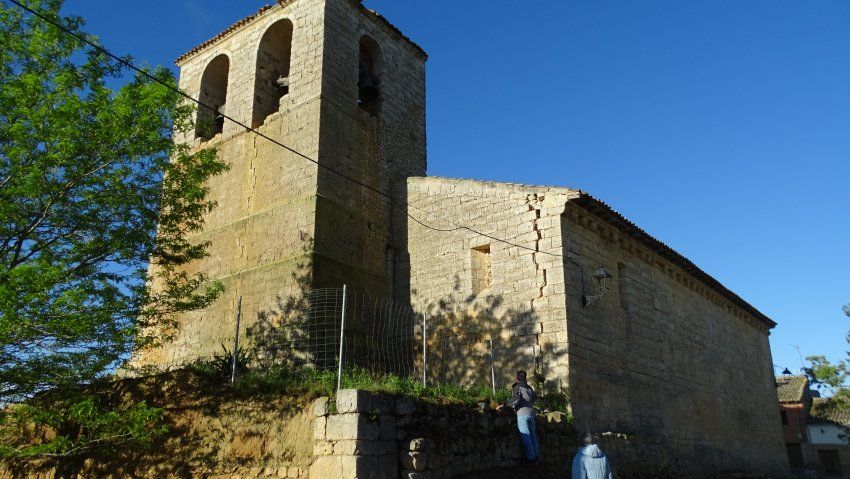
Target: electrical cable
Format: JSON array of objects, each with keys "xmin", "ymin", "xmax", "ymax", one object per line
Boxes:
[
  {"xmin": 10, "ymin": 3, "xmax": 787, "ymax": 392},
  {"xmin": 6, "ymin": 0, "xmax": 570, "ymax": 262}
]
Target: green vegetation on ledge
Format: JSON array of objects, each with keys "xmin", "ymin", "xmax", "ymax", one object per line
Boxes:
[{"xmin": 190, "ymin": 350, "xmax": 572, "ymax": 417}]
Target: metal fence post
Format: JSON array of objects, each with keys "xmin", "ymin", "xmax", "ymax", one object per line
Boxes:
[
  {"xmin": 489, "ymin": 338, "xmax": 496, "ymax": 396},
  {"xmin": 230, "ymin": 296, "xmax": 243, "ymax": 386},
  {"xmin": 336, "ymin": 285, "xmax": 348, "ymax": 392},
  {"xmin": 422, "ymin": 313, "xmax": 427, "ymax": 388}
]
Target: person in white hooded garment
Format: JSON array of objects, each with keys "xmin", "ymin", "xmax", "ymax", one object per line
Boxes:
[{"xmin": 571, "ymin": 433, "xmax": 613, "ymax": 479}]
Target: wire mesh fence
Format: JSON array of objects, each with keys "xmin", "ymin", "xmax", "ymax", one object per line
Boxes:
[
  {"xmin": 243, "ymin": 287, "xmax": 417, "ymax": 381},
  {"xmin": 201, "ymin": 285, "xmax": 542, "ymax": 393},
  {"xmin": 343, "ymin": 289, "xmax": 417, "ymax": 378}
]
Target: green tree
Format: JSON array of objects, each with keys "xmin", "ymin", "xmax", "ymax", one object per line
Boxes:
[
  {"xmin": 805, "ymin": 305, "xmax": 850, "ymax": 400},
  {"xmin": 0, "ymin": 0, "xmax": 227, "ymax": 456}
]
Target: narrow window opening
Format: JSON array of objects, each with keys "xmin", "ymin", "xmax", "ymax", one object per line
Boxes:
[
  {"xmin": 358, "ymin": 36, "xmax": 382, "ymax": 113},
  {"xmin": 196, "ymin": 54, "xmax": 230, "ymax": 141},
  {"xmin": 253, "ymin": 19, "xmax": 293, "ymax": 128},
  {"xmin": 780, "ymin": 410, "xmax": 788, "ymax": 425},
  {"xmin": 472, "ymin": 244, "xmax": 492, "ymax": 295}
]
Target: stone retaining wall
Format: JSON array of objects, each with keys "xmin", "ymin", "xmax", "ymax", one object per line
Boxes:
[
  {"xmin": 2, "ymin": 386, "xmax": 787, "ymax": 478},
  {"xmin": 311, "ymin": 389, "xmax": 578, "ymax": 479}
]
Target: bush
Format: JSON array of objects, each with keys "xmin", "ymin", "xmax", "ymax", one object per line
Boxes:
[
  {"xmin": 190, "ymin": 345, "xmax": 251, "ymax": 382},
  {"xmin": 538, "ymin": 391, "xmax": 571, "ymax": 415},
  {"xmin": 0, "ymin": 394, "xmax": 167, "ymax": 459}
]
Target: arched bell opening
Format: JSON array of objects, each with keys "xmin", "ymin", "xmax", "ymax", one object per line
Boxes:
[
  {"xmin": 358, "ymin": 35, "xmax": 383, "ymax": 114},
  {"xmin": 196, "ymin": 54, "xmax": 230, "ymax": 141},
  {"xmin": 253, "ymin": 19, "xmax": 294, "ymax": 128}
]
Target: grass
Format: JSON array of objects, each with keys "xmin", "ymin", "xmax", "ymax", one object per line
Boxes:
[
  {"xmin": 230, "ymin": 365, "xmax": 513, "ymax": 406},
  {"xmin": 190, "ymin": 354, "xmax": 571, "ymax": 416}
]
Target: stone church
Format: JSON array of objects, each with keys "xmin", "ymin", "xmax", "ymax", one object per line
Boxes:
[{"xmin": 132, "ymin": 0, "xmax": 787, "ymax": 475}]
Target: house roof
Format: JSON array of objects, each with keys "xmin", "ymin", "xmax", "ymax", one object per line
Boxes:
[
  {"xmin": 775, "ymin": 376, "xmax": 809, "ymax": 403},
  {"xmin": 810, "ymin": 397, "xmax": 850, "ymax": 427},
  {"xmin": 407, "ymin": 176, "xmax": 776, "ymax": 330},
  {"xmin": 176, "ymin": 0, "xmax": 426, "ymax": 65}
]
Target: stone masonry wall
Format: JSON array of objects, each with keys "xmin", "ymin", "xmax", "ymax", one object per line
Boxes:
[
  {"xmin": 11, "ymin": 388, "xmax": 571, "ymax": 479},
  {"xmin": 399, "ymin": 177, "xmax": 576, "ymax": 391},
  {"xmin": 132, "ymin": 0, "xmax": 328, "ymax": 369},
  {"xmin": 561, "ymin": 202, "xmax": 788, "ymax": 476},
  {"xmin": 313, "ymin": 0, "xmax": 427, "ymax": 296},
  {"xmin": 401, "ymin": 177, "xmax": 788, "ymax": 476},
  {"xmin": 133, "ymin": 0, "xmax": 428, "ymax": 369},
  {"xmin": 311, "ymin": 389, "xmax": 577, "ymax": 479}
]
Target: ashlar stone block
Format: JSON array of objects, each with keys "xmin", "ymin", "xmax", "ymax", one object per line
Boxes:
[
  {"xmin": 336, "ymin": 389, "xmax": 369, "ymax": 414},
  {"xmin": 325, "ymin": 413, "xmax": 360, "ymax": 441}
]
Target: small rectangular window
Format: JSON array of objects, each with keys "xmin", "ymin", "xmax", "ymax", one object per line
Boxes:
[
  {"xmin": 472, "ymin": 244, "xmax": 492, "ymax": 294},
  {"xmin": 780, "ymin": 410, "xmax": 788, "ymax": 425}
]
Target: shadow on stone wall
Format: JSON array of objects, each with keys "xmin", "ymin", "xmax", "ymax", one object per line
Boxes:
[
  {"xmin": 244, "ymin": 232, "xmax": 323, "ymax": 368},
  {"xmin": 239, "ymin": 232, "xmax": 560, "ymax": 395},
  {"xmin": 245, "ymin": 232, "xmax": 416, "ymax": 375},
  {"xmin": 415, "ymin": 275, "xmax": 555, "ymax": 392}
]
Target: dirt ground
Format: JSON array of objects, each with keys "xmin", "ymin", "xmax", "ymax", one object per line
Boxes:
[{"xmin": 0, "ymin": 370, "xmax": 318, "ymax": 479}]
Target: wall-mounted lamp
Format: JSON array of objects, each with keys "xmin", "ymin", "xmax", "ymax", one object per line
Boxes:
[
  {"xmin": 567, "ymin": 254, "xmax": 613, "ymax": 308},
  {"xmin": 583, "ymin": 265, "xmax": 612, "ymax": 307}
]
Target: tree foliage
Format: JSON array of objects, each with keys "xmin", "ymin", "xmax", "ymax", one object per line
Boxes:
[
  {"xmin": 0, "ymin": 0, "xmax": 227, "ymax": 456},
  {"xmin": 1, "ymin": 396, "xmax": 168, "ymax": 458},
  {"xmin": 804, "ymin": 305, "xmax": 850, "ymax": 401}
]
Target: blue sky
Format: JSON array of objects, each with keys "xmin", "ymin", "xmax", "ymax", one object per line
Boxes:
[{"xmin": 61, "ymin": 0, "xmax": 850, "ymax": 379}]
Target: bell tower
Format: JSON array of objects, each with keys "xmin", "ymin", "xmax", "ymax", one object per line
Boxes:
[{"xmin": 133, "ymin": 0, "xmax": 426, "ymax": 368}]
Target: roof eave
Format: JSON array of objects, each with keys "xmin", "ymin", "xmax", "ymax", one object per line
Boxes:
[
  {"xmin": 571, "ymin": 192, "xmax": 776, "ymax": 330},
  {"xmin": 175, "ymin": 4, "xmax": 276, "ymax": 66},
  {"xmin": 175, "ymin": 0, "xmax": 427, "ymax": 67}
]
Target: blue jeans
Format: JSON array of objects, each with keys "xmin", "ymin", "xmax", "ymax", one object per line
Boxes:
[{"xmin": 517, "ymin": 414, "xmax": 539, "ymax": 460}]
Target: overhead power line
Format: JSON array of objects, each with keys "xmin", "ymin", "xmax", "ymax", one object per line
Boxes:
[
  {"xmin": 6, "ymin": 0, "xmax": 569, "ymax": 262},
  {"xmin": 4, "ymin": 0, "xmax": 381, "ymax": 198}
]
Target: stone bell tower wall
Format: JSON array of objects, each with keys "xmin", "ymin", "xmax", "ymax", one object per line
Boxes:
[
  {"xmin": 312, "ymin": 0, "xmax": 427, "ymax": 296},
  {"xmin": 131, "ymin": 0, "xmax": 427, "ymax": 368},
  {"xmin": 134, "ymin": 0, "xmax": 329, "ymax": 367}
]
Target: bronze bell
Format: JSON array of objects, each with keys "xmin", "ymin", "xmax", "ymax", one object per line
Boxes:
[
  {"xmin": 274, "ymin": 75, "xmax": 290, "ymax": 95},
  {"xmin": 359, "ymin": 80, "xmax": 379, "ymax": 104},
  {"xmin": 358, "ymin": 61, "xmax": 380, "ymax": 103}
]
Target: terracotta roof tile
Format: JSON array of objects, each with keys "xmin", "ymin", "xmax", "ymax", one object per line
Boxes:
[
  {"xmin": 810, "ymin": 397, "xmax": 850, "ymax": 426},
  {"xmin": 775, "ymin": 376, "xmax": 808, "ymax": 403},
  {"xmin": 357, "ymin": 4, "xmax": 427, "ymax": 58},
  {"xmin": 176, "ymin": 1, "xmax": 426, "ymax": 66},
  {"xmin": 176, "ymin": 4, "xmax": 275, "ymax": 65}
]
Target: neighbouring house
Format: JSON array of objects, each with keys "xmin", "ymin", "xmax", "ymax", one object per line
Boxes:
[
  {"xmin": 775, "ymin": 375, "xmax": 850, "ymax": 477},
  {"xmin": 128, "ymin": 0, "xmax": 789, "ymax": 475},
  {"xmin": 808, "ymin": 397, "xmax": 850, "ymax": 478},
  {"xmin": 777, "ymin": 375, "xmax": 816, "ymax": 471}
]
